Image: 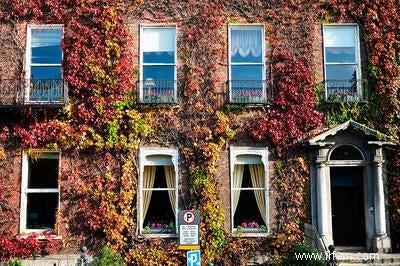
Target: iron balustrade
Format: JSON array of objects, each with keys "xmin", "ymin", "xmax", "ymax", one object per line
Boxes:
[
  {"xmin": 138, "ymin": 80, "xmax": 177, "ymax": 104},
  {"xmin": 324, "ymin": 79, "xmax": 367, "ymax": 102},
  {"xmin": 0, "ymin": 78, "xmax": 67, "ymax": 106},
  {"xmin": 228, "ymin": 80, "xmax": 270, "ymax": 104}
]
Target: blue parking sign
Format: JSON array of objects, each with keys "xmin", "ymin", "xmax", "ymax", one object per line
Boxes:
[{"xmin": 187, "ymin": 250, "xmax": 201, "ymax": 266}]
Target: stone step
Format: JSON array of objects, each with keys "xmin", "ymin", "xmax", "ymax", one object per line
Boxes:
[
  {"xmin": 336, "ymin": 252, "xmax": 400, "ymax": 266},
  {"xmin": 21, "ymin": 254, "xmax": 93, "ymax": 266}
]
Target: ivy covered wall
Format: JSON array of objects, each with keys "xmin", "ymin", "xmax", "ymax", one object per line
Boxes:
[{"xmin": 0, "ymin": 0, "xmax": 398, "ymax": 264}]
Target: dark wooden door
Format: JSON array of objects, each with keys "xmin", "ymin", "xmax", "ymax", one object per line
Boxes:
[{"xmin": 331, "ymin": 167, "xmax": 365, "ymax": 246}]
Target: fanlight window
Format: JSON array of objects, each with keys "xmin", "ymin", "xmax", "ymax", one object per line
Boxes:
[{"xmin": 330, "ymin": 145, "xmax": 364, "ymax": 160}]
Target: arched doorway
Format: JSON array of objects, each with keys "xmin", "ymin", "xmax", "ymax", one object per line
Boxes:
[{"xmin": 308, "ymin": 120, "xmax": 394, "ymax": 252}]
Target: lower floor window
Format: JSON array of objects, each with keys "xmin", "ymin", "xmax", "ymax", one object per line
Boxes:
[
  {"xmin": 231, "ymin": 148, "xmax": 268, "ymax": 234},
  {"xmin": 21, "ymin": 151, "xmax": 60, "ymax": 232},
  {"xmin": 142, "ymin": 165, "xmax": 176, "ymax": 234},
  {"xmin": 26, "ymin": 193, "xmax": 58, "ymax": 230},
  {"xmin": 233, "ymin": 164, "xmax": 267, "ymax": 232}
]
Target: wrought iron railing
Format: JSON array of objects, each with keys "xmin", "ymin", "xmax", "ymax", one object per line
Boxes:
[
  {"xmin": 0, "ymin": 78, "xmax": 68, "ymax": 106},
  {"xmin": 324, "ymin": 79, "xmax": 367, "ymax": 102},
  {"xmin": 228, "ymin": 80, "xmax": 270, "ymax": 104},
  {"xmin": 138, "ymin": 80, "xmax": 177, "ymax": 104}
]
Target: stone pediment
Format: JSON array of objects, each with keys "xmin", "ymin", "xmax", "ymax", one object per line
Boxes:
[{"xmin": 307, "ymin": 120, "xmax": 396, "ymax": 146}]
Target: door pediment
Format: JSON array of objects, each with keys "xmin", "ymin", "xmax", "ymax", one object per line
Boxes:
[{"xmin": 307, "ymin": 119, "xmax": 395, "ymax": 146}]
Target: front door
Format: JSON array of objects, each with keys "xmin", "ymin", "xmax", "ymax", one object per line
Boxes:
[{"xmin": 331, "ymin": 167, "xmax": 365, "ymax": 246}]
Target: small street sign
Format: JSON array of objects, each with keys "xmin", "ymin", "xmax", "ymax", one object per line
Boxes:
[
  {"xmin": 187, "ymin": 250, "xmax": 201, "ymax": 266},
  {"xmin": 178, "ymin": 210, "xmax": 200, "ymax": 250}
]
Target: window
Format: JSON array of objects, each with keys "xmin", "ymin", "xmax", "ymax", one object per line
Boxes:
[
  {"xmin": 230, "ymin": 147, "xmax": 268, "ymax": 234},
  {"xmin": 229, "ymin": 26, "xmax": 266, "ymax": 103},
  {"xmin": 20, "ymin": 152, "xmax": 60, "ymax": 233},
  {"xmin": 140, "ymin": 26, "xmax": 177, "ymax": 104},
  {"xmin": 139, "ymin": 148, "xmax": 178, "ymax": 236},
  {"xmin": 330, "ymin": 145, "xmax": 364, "ymax": 160},
  {"xmin": 323, "ymin": 25, "xmax": 362, "ymax": 102},
  {"xmin": 26, "ymin": 25, "xmax": 64, "ymax": 103}
]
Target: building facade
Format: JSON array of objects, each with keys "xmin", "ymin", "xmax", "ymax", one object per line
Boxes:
[{"xmin": 0, "ymin": 1, "xmax": 398, "ymax": 264}]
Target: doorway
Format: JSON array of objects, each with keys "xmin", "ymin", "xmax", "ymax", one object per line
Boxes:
[{"xmin": 330, "ymin": 167, "xmax": 365, "ymax": 246}]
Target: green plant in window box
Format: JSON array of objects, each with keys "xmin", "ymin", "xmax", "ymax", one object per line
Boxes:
[
  {"xmin": 236, "ymin": 225, "xmax": 243, "ymax": 236},
  {"xmin": 143, "ymin": 226, "xmax": 150, "ymax": 234}
]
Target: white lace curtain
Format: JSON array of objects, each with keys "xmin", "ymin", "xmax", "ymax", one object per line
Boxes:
[{"xmin": 230, "ymin": 29, "xmax": 262, "ymax": 58}]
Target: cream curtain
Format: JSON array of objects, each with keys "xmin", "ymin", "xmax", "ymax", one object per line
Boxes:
[
  {"xmin": 249, "ymin": 164, "xmax": 266, "ymax": 225},
  {"xmin": 164, "ymin": 165, "xmax": 176, "ymax": 216},
  {"xmin": 142, "ymin": 166, "xmax": 156, "ymax": 223},
  {"xmin": 232, "ymin": 164, "xmax": 244, "ymax": 216}
]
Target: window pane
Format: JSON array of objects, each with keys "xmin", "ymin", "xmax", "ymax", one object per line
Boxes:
[
  {"xmin": 142, "ymin": 27, "xmax": 175, "ymax": 52},
  {"xmin": 324, "ymin": 27, "xmax": 356, "ymax": 47},
  {"xmin": 326, "ymin": 65, "xmax": 357, "ymax": 81},
  {"xmin": 143, "ymin": 65, "xmax": 174, "ymax": 81},
  {"xmin": 326, "ymin": 47, "xmax": 355, "ymax": 63},
  {"xmin": 28, "ymin": 157, "xmax": 58, "ymax": 188},
  {"xmin": 31, "ymin": 66, "xmax": 62, "ymax": 80},
  {"xmin": 231, "ymin": 28, "xmax": 262, "ymax": 63},
  {"xmin": 153, "ymin": 166, "xmax": 168, "ymax": 188},
  {"xmin": 143, "ymin": 51, "xmax": 175, "ymax": 64},
  {"xmin": 31, "ymin": 28, "xmax": 62, "ymax": 64},
  {"xmin": 231, "ymin": 65, "xmax": 263, "ymax": 81},
  {"xmin": 144, "ymin": 190, "xmax": 175, "ymax": 229},
  {"xmin": 233, "ymin": 190, "xmax": 264, "ymax": 228},
  {"xmin": 330, "ymin": 145, "xmax": 363, "ymax": 160},
  {"xmin": 26, "ymin": 193, "xmax": 58, "ymax": 229}
]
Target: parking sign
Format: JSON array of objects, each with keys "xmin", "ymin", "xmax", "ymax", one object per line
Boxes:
[
  {"xmin": 187, "ymin": 250, "xmax": 201, "ymax": 266},
  {"xmin": 178, "ymin": 210, "xmax": 200, "ymax": 250}
]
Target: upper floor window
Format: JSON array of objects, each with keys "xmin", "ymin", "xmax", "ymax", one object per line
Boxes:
[
  {"xmin": 230, "ymin": 147, "xmax": 269, "ymax": 235},
  {"xmin": 229, "ymin": 26, "xmax": 266, "ymax": 104},
  {"xmin": 139, "ymin": 148, "xmax": 178, "ymax": 236},
  {"xmin": 140, "ymin": 25, "xmax": 177, "ymax": 104},
  {"xmin": 26, "ymin": 25, "xmax": 65, "ymax": 103},
  {"xmin": 20, "ymin": 151, "xmax": 60, "ymax": 233},
  {"xmin": 323, "ymin": 25, "xmax": 363, "ymax": 102}
]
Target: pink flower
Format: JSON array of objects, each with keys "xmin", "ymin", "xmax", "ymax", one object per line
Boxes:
[{"xmin": 241, "ymin": 222, "xmax": 247, "ymax": 227}]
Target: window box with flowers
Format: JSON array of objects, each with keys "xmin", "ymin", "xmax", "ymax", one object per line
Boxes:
[
  {"xmin": 232, "ymin": 91, "xmax": 263, "ymax": 103},
  {"xmin": 143, "ymin": 92, "xmax": 174, "ymax": 103},
  {"xmin": 236, "ymin": 221, "xmax": 268, "ymax": 235},
  {"xmin": 143, "ymin": 222, "xmax": 176, "ymax": 234},
  {"xmin": 328, "ymin": 91, "xmax": 361, "ymax": 102}
]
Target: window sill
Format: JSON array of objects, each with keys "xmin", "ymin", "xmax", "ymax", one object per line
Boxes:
[
  {"xmin": 140, "ymin": 233, "xmax": 178, "ymax": 239},
  {"xmin": 18, "ymin": 230, "xmax": 62, "ymax": 241},
  {"xmin": 232, "ymin": 228, "xmax": 269, "ymax": 237}
]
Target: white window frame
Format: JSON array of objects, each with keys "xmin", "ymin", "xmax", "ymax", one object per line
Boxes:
[
  {"xmin": 230, "ymin": 147, "xmax": 269, "ymax": 236},
  {"xmin": 323, "ymin": 24, "xmax": 361, "ymax": 101},
  {"xmin": 139, "ymin": 25, "xmax": 177, "ymax": 103},
  {"xmin": 228, "ymin": 25, "xmax": 266, "ymax": 103},
  {"xmin": 138, "ymin": 147, "xmax": 179, "ymax": 237},
  {"xmin": 20, "ymin": 151, "xmax": 60, "ymax": 233},
  {"xmin": 25, "ymin": 24, "xmax": 64, "ymax": 103}
]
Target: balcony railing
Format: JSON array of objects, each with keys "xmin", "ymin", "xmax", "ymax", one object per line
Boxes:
[
  {"xmin": 0, "ymin": 78, "xmax": 68, "ymax": 107},
  {"xmin": 324, "ymin": 79, "xmax": 367, "ymax": 102},
  {"xmin": 228, "ymin": 80, "xmax": 270, "ymax": 104},
  {"xmin": 138, "ymin": 80, "xmax": 177, "ymax": 104}
]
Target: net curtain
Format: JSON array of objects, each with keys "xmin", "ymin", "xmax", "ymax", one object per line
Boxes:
[{"xmin": 230, "ymin": 28, "xmax": 262, "ymax": 58}]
